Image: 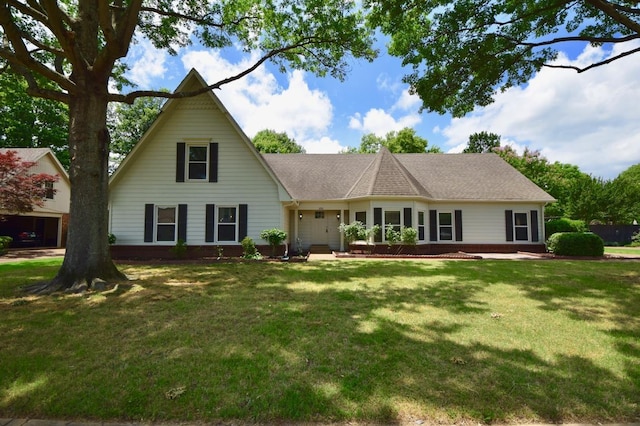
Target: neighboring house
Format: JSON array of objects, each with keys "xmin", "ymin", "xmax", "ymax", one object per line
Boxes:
[
  {"xmin": 0, "ymin": 148, "xmax": 70, "ymax": 247},
  {"xmin": 109, "ymin": 70, "xmax": 555, "ymax": 259}
]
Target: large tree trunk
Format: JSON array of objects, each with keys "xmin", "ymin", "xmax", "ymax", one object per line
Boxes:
[{"xmin": 27, "ymin": 82, "xmax": 126, "ymax": 294}]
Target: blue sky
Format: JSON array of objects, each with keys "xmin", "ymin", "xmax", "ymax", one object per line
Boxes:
[{"xmin": 122, "ymin": 37, "xmax": 640, "ymax": 180}]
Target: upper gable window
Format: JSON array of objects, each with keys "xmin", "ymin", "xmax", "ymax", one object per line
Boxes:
[{"xmin": 188, "ymin": 145, "xmax": 208, "ymax": 180}]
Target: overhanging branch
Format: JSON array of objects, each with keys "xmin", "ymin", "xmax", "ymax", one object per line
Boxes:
[{"xmin": 543, "ymin": 45, "xmax": 640, "ymax": 72}]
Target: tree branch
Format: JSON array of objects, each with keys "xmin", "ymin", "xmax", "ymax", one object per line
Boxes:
[
  {"xmin": 543, "ymin": 45, "xmax": 640, "ymax": 72},
  {"xmin": 495, "ymin": 32, "xmax": 640, "ymax": 48},
  {"xmin": 584, "ymin": 0, "xmax": 640, "ymax": 34},
  {"xmin": 138, "ymin": 5, "xmax": 257, "ymax": 28},
  {"xmin": 109, "ymin": 38, "xmax": 324, "ymax": 104}
]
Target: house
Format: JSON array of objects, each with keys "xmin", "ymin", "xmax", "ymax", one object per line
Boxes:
[
  {"xmin": 108, "ymin": 70, "xmax": 555, "ymax": 259},
  {"xmin": 0, "ymin": 148, "xmax": 70, "ymax": 248}
]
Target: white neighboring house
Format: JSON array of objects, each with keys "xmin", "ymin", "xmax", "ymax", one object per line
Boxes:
[
  {"xmin": 109, "ymin": 70, "xmax": 555, "ymax": 259},
  {"xmin": 0, "ymin": 148, "xmax": 70, "ymax": 247}
]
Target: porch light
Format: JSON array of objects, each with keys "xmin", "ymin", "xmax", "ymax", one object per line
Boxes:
[
  {"xmin": 336, "ymin": 213, "xmax": 340, "ymax": 220},
  {"xmin": 299, "ymin": 213, "xmax": 303, "ymax": 220}
]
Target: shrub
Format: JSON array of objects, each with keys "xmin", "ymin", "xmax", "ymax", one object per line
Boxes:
[
  {"xmin": 241, "ymin": 236, "xmax": 261, "ymax": 259},
  {"xmin": 631, "ymin": 231, "xmax": 640, "ymax": 247},
  {"xmin": 339, "ymin": 221, "xmax": 367, "ymax": 243},
  {"xmin": 108, "ymin": 233, "xmax": 117, "ymax": 245},
  {"xmin": 401, "ymin": 227, "xmax": 418, "ymax": 246},
  {"xmin": 385, "ymin": 224, "xmax": 401, "ymax": 247},
  {"xmin": 545, "ymin": 218, "xmax": 587, "ymax": 236},
  {"xmin": 171, "ymin": 239, "xmax": 187, "ymax": 258},
  {"xmin": 547, "ymin": 232, "xmax": 604, "ymax": 256},
  {"xmin": 260, "ymin": 228, "xmax": 287, "ymax": 257},
  {"xmin": 0, "ymin": 236, "xmax": 13, "ymax": 255}
]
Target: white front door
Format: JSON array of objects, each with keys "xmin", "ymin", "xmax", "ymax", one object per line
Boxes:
[{"xmin": 311, "ymin": 210, "xmax": 329, "ymax": 245}]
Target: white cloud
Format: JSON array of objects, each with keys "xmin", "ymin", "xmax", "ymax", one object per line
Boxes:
[
  {"xmin": 348, "ymin": 107, "xmax": 421, "ymax": 136},
  {"xmin": 441, "ymin": 41, "xmax": 640, "ymax": 179},
  {"xmin": 180, "ymin": 50, "xmax": 345, "ymax": 153},
  {"xmin": 127, "ymin": 39, "xmax": 168, "ymax": 87}
]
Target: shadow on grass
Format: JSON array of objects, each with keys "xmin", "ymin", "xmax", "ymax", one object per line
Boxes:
[{"xmin": 1, "ymin": 260, "xmax": 638, "ymax": 423}]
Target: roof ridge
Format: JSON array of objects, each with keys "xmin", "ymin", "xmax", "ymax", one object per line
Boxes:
[{"xmin": 344, "ymin": 153, "xmax": 381, "ymax": 198}]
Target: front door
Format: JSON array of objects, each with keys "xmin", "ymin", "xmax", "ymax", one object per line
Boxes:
[{"xmin": 311, "ymin": 210, "xmax": 329, "ymax": 245}]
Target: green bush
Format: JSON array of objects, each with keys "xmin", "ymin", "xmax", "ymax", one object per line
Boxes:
[
  {"xmin": 241, "ymin": 236, "xmax": 261, "ymax": 259},
  {"xmin": 631, "ymin": 231, "xmax": 640, "ymax": 247},
  {"xmin": 260, "ymin": 228, "xmax": 287, "ymax": 257},
  {"xmin": 171, "ymin": 239, "xmax": 187, "ymax": 258},
  {"xmin": 401, "ymin": 227, "xmax": 418, "ymax": 246},
  {"xmin": 385, "ymin": 224, "xmax": 401, "ymax": 247},
  {"xmin": 108, "ymin": 233, "xmax": 117, "ymax": 245},
  {"xmin": 339, "ymin": 221, "xmax": 367, "ymax": 243},
  {"xmin": 547, "ymin": 232, "xmax": 604, "ymax": 256},
  {"xmin": 545, "ymin": 218, "xmax": 587, "ymax": 237},
  {"xmin": 0, "ymin": 236, "xmax": 13, "ymax": 255}
]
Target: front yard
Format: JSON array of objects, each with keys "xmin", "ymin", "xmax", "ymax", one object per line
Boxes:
[{"xmin": 0, "ymin": 259, "xmax": 638, "ymax": 424}]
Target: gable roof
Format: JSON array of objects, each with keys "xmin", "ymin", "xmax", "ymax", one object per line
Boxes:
[
  {"xmin": 109, "ymin": 69, "xmax": 289, "ymax": 198},
  {"xmin": 0, "ymin": 147, "xmax": 69, "ymax": 184},
  {"xmin": 263, "ymin": 150, "xmax": 555, "ymax": 202}
]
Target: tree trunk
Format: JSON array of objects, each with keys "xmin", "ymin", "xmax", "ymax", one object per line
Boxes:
[{"xmin": 26, "ymin": 83, "xmax": 126, "ymax": 294}]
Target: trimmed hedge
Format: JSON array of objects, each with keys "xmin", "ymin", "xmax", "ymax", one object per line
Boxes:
[
  {"xmin": 545, "ymin": 218, "xmax": 587, "ymax": 236},
  {"xmin": 547, "ymin": 232, "xmax": 604, "ymax": 256}
]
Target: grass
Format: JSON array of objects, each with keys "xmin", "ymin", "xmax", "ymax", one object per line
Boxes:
[
  {"xmin": 605, "ymin": 246, "xmax": 640, "ymax": 255},
  {"xmin": 0, "ymin": 258, "xmax": 639, "ymax": 424}
]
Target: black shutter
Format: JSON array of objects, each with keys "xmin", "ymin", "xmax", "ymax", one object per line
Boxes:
[
  {"xmin": 176, "ymin": 143, "xmax": 185, "ymax": 182},
  {"xmin": 530, "ymin": 210, "xmax": 539, "ymax": 242},
  {"xmin": 144, "ymin": 204, "xmax": 154, "ymax": 242},
  {"xmin": 505, "ymin": 210, "xmax": 514, "ymax": 242},
  {"xmin": 209, "ymin": 142, "xmax": 218, "ymax": 182},
  {"xmin": 455, "ymin": 210, "xmax": 463, "ymax": 241},
  {"xmin": 373, "ymin": 208, "xmax": 382, "ymax": 242},
  {"xmin": 205, "ymin": 204, "xmax": 215, "ymax": 242},
  {"xmin": 178, "ymin": 204, "xmax": 187, "ymax": 242},
  {"xmin": 239, "ymin": 204, "xmax": 248, "ymax": 241},
  {"xmin": 429, "ymin": 210, "xmax": 437, "ymax": 242},
  {"xmin": 404, "ymin": 207, "xmax": 412, "ymax": 228}
]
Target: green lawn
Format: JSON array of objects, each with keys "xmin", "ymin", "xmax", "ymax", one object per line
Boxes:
[
  {"xmin": 605, "ymin": 246, "xmax": 640, "ymax": 256},
  {"xmin": 1, "ymin": 259, "xmax": 639, "ymax": 424}
]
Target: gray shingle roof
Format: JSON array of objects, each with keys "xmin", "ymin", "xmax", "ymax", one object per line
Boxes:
[
  {"xmin": 0, "ymin": 147, "xmax": 50, "ymax": 162},
  {"xmin": 263, "ymin": 150, "xmax": 555, "ymax": 202}
]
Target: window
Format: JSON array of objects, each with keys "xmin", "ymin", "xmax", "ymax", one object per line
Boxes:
[
  {"xmin": 439, "ymin": 212, "xmax": 453, "ymax": 241},
  {"xmin": 315, "ymin": 211, "xmax": 325, "ymax": 219},
  {"xmin": 418, "ymin": 211, "xmax": 425, "ymax": 241},
  {"xmin": 384, "ymin": 210, "xmax": 401, "ymax": 239},
  {"xmin": 44, "ymin": 181, "xmax": 54, "ymax": 199},
  {"xmin": 514, "ymin": 212, "xmax": 529, "ymax": 241},
  {"xmin": 157, "ymin": 206, "xmax": 176, "ymax": 242},
  {"xmin": 188, "ymin": 145, "xmax": 208, "ymax": 180},
  {"xmin": 218, "ymin": 207, "xmax": 237, "ymax": 241},
  {"xmin": 355, "ymin": 211, "xmax": 366, "ymax": 225}
]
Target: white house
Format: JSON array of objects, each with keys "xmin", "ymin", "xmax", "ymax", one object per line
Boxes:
[
  {"xmin": 108, "ymin": 70, "xmax": 555, "ymax": 259},
  {"xmin": 0, "ymin": 148, "xmax": 70, "ymax": 247}
]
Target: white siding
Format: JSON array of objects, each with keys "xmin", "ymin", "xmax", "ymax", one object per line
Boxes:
[
  {"xmin": 30, "ymin": 154, "xmax": 70, "ymax": 215},
  {"xmin": 428, "ymin": 202, "xmax": 545, "ymax": 245},
  {"xmin": 109, "ymin": 93, "xmax": 283, "ymax": 245}
]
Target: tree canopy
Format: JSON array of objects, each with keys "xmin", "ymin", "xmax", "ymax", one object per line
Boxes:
[
  {"xmin": 108, "ymin": 95, "xmax": 165, "ymax": 158},
  {"xmin": 252, "ymin": 129, "xmax": 305, "ymax": 153},
  {"xmin": 348, "ymin": 128, "xmax": 441, "ymax": 153},
  {"xmin": 0, "ymin": 150, "xmax": 58, "ymax": 214},
  {"xmin": 0, "ymin": 72, "xmax": 69, "ymax": 168},
  {"xmin": 0, "ymin": 0, "xmax": 376, "ymax": 293},
  {"xmin": 463, "ymin": 132, "xmax": 501, "ymax": 154},
  {"xmin": 367, "ymin": 0, "xmax": 640, "ymax": 116}
]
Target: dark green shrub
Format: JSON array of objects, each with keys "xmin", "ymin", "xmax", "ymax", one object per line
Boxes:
[
  {"xmin": 545, "ymin": 218, "xmax": 587, "ymax": 237},
  {"xmin": 171, "ymin": 239, "xmax": 187, "ymax": 258},
  {"xmin": 631, "ymin": 231, "xmax": 640, "ymax": 247},
  {"xmin": 0, "ymin": 236, "xmax": 13, "ymax": 255},
  {"xmin": 108, "ymin": 233, "xmax": 117, "ymax": 245},
  {"xmin": 260, "ymin": 228, "xmax": 287, "ymax": 257},
  {"xmin": 241, "ymin": 236, "xmax": 261, "ymax": 259},
  {"xmin": 547, "ymin": 232, "xmax": 604, "ymax": 256}
]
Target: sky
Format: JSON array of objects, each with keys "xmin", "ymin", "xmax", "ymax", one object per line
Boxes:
[{"xmin": 123, "ymin": 37, "xmax": 640, "ymax": 180}]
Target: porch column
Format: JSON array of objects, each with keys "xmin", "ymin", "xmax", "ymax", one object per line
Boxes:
[
  {"xmin": 339, "ymin": 208, "xmax": 345, "ymax": 252},
  {"xmin": 294, "ymin": 208, "xmax": 300, "ymax": 254}
]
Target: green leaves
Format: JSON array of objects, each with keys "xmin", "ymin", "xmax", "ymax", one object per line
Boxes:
[{"xmin": 367, "ymin": 0, "xmax": 640, "ymax": 116}]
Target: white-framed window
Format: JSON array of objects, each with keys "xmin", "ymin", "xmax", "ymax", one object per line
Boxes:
[
  {"xmin": 514, "ymin": 212, "xmax": 529, "ymax": 241},
  {"xmin": 217, "ymin": 206, "xmax": 237, "ymax": 242},
  {"xmin": 156, "ymin": 206, "xmax": 177, "ymax": 242},
  {"xmin": 438, "ymin": 212, "xmax": 453, "ymax": 241},
  {"xmin": 43, "ymin": 181, "xmax": 54, "ymax": 199},
  {"xmin": 187, "ymin": 145, "xmax": 208, "ymax": 180},
  {"xmin": 418, "ymin": 211, "xmax": 425, "ymax": 241},
  {"xmin": 384, "ymin": 210, "xmax": 401, "ymax": 240}
]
